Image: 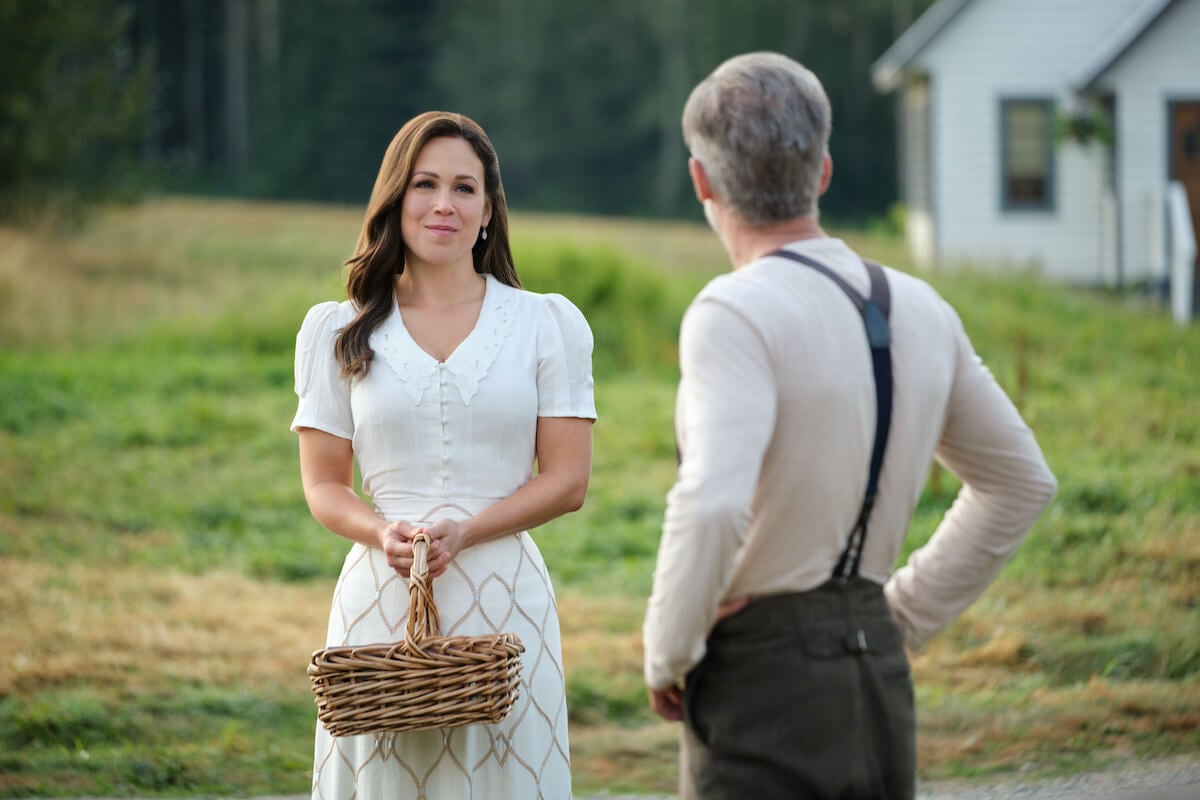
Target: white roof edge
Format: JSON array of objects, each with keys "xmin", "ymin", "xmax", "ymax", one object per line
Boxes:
[
  {"xmin": 1071, "ymin": 0, "xmax": 1180, "ymax": 92},
  {"xmin": 870, "ymin": 0, "xmax": 976, "ymax": 93}
]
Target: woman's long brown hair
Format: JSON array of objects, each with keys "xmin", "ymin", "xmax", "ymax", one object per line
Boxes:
[{"xmin": 335, "ymin": 111, "xmax": 520, "ymax": 378}]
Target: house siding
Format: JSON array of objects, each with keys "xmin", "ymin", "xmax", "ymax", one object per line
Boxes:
[
  {"xmin": 1092, "ymin": 0, "xmax": 1200, "ymax": 285},
  {"xmin": 910, "ymin": 0, "xmax": 1142, "ymax": 282}
]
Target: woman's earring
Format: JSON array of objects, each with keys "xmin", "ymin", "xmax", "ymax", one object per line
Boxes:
[{"xmin": 481, "ymin": 228, "xmax": 488, "ymax": 240}]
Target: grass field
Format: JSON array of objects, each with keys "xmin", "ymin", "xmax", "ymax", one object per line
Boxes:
[{"xmin": 0, "ymin": 197, "xmax": 1197, "ymax": 796}]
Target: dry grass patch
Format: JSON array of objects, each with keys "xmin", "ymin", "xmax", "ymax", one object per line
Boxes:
[
  {"xmin": 0, "ymin": 198, "xmax": 359, "ymax": 351},
  {"xmin": 917, "ymin": 677, "xmax": 1200, "ymax": 778},
  {"xmin": 511, "ymin": 212, "xmax": 727, "ymax": 277},
  {"xmin": 570, "ymin": 721, "xmax": 680, "ymax": 793},
  {"xmin": 0, "ymin": 557, "xmax": 328, "ymax": 697}
]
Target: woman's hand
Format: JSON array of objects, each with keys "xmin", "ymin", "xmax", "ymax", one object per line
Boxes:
[
  {"xmin": 379, "ymin": 519, "xmax": 461, "ymax": 579},
  {"xmin": 422, "ymin": 518, "xmax": 465, "ymax": 578},
  {"xmin": 379, "ymin": 520, "xmax": 422, "ymax": 578}
]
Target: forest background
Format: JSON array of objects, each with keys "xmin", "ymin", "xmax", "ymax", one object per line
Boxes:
[
  {"xmin": 2, "ymin": 0, "xmax": 931, "ymax": 223},
  {"xmin": 2, "ymin": 0, "xmax": 1198, "ymax": 797}
]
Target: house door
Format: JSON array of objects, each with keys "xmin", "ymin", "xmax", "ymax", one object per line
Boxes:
[{"xmin": 1169, "ymin": 102, "xmax": 1200, "ymax": 308}]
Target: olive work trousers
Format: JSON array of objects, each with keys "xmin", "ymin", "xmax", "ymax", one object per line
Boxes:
[{"xmin": 679, "ymin": 577, "xmax": 916, "ymax": 800}]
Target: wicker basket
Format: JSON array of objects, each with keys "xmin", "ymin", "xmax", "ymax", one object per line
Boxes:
[{"xmin": 308, "ymin": 533, "xmax": 525, "ymax": 736}]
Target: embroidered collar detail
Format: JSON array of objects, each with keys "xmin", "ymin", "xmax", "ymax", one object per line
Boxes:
[{"xmin": 371, "ymin": 275, "xmax": 518, "ymax": 406}]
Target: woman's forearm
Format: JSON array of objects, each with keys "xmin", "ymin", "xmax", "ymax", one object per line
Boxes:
[
  {"xmin": 304, "ymin": 479, "xmax": 388, "ymax": 549},
  {"xmin": 460, "ymin": 469, "xmax": 588, "ymax": 549}
]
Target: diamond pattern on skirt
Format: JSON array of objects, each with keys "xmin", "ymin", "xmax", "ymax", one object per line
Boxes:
[{"xmin": 311, "ymin": 524, "xmax": 571, "ymax": 799}]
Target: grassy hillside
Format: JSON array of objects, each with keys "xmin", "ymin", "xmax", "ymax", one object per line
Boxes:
[{"xmin": 0, "ymin": 198, "xmax": 1196, "ymax": 796}]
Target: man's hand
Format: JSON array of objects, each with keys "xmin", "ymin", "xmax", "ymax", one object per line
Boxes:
[
  {"xmin": 649, "ymin": 684, "xmax": 684, "ymax": 722},
  {"xmin": 715, "ymin": 596, "xmax": 749, "ymax": 623},
  {"xmin": 647, "ymin": 598, "xmax": 749, "ymax": 723}
]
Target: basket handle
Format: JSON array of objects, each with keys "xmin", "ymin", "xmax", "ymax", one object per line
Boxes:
[{"xmin": 405, "ymin": 532, "xmax": 441, "ymax": 649}]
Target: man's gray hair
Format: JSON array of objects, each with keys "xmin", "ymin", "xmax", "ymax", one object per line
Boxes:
[{"xmin": 682, "ymin": 52, "xmax": 832, "ymax": 226}]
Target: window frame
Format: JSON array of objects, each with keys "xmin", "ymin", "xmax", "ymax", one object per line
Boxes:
[{"xmin": 999, "ymin": 97, "xmax": 1057, "ymax": 212}]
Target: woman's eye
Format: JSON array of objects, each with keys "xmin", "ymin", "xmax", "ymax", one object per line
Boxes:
[
  {"xmin": 413, "ymin": 179, "xmax": 435, "ymax": 189},
  {"xmin": 455, "ymin": 184, "xmax": 475, "ymax": 193}
]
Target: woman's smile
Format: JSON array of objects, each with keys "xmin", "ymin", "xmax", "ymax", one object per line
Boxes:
[{"xmin": 400, "ymin": 136, "xmax": 490, "ymax": 268}]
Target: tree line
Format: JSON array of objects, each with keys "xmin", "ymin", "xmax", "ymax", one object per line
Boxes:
[{"xmin": 1, "ymin": 0, "xmax": 933, "ymax": 223}]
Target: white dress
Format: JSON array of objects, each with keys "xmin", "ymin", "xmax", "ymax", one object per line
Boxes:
[{"xmin": 291, "ymin": 274, "xmax": 596, "ymax": 800}]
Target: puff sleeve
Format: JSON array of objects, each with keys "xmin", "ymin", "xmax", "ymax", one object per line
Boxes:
[
  {"xmin": 535, "ymin": 294, "xmax": 597, "ymax": 419},
  {"xmin": 290, "ymin": 301, "xmax": 354, "ymax": 439}
]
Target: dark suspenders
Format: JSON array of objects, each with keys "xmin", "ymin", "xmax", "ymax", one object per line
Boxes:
[{"xmin": 768, "ymin": 249, "xmax": 894, "ymax": 582}]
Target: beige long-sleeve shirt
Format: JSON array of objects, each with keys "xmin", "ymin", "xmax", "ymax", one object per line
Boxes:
[{"xmin": 643, "ymin": 237, "xmax": 1057, "ymax": 690}]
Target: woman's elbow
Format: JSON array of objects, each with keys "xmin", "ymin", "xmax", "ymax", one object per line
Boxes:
[
  {"xmin": 302, "ymin": 478, "xmax": 345, "ymax": 521},
  {"xmin": 563, "ymin": 484, "xmax": 588, "ymax": 513},
  {"xmin": 560, "ymin": 475, "xmax": 590, "ymax": 513}
]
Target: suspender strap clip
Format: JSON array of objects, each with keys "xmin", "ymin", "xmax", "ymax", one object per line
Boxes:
[{"xmin": 864, "ymin": 301, "xmax": 891, "ymax": 349}]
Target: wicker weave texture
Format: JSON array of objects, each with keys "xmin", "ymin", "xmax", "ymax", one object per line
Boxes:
[{"xmin": 308, "ymin": 533, "xmax": 525, "ymax": 736}]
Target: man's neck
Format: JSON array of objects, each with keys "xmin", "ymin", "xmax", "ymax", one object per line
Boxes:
[{"xmin": 724, "ymin": 215, "xmax": 827, "ymax": 270}]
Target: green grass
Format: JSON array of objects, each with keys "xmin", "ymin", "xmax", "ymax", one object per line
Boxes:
[
  {"xmin": 1, "ymin": 198, "xmax": 1197, "ymax": 796},
  {"xmin": 0, "ymin": 688, "xmax": 312, "ymax": 795}
]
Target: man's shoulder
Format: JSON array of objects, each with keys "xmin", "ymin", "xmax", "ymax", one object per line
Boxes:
[
  {"xmin": 798, "ymin": 239, "xmax": 956, "ymax": 320},
  {"xmin": 692, "ymin": 264, "xmax": 778, "ymax": 308},
  {"xmin": 877, "ymin": 262, "xmax": 943, "ymax": 303},
  {"xmin": 876, "ymin": 264, "xmax": 962, "ymax": 324},
  {"xmin": 687, "ymin": 240, "xmax": 961, "ymax": 332},
  {"xmin": 683, "ymin": 271, "xmax": 778, "ymax": 335}
]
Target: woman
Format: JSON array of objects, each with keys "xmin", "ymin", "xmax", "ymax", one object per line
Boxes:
[{"xmin": 291, "ymin": 111, "xmax": 595, "ymax": 798}]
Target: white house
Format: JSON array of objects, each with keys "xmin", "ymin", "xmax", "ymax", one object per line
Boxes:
[{"xmin": 872, "ymin": 0, "xmax": 1200, "ymax": 303}]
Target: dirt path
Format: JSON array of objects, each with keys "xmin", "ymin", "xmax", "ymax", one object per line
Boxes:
[
  {"xmin": 580, "ymin": 758, "xmax": 1200, "ymax": 799},
  {"xmin": 43, "ymin": 756, "xmax": 1200, "ymax": 800},
  {"xmin": 913, "ymin": 757, "xmax": 1200, "ymax": 799},
  {"xmin": 582, "ymin": 757, "xmax": 1200, "ymax": 798}
]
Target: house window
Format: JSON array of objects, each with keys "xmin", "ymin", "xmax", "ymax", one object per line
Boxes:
[{"xmin": 1001, "ymin": 99, "xmax": 1055, "ymax": 210}]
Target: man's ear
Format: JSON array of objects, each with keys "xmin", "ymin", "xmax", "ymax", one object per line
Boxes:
[
  {"xmin": 817, "ymin": 152, "xmax": 833, "ymax": 197},
  {"xmin": 689, "ymin": 157, "xmax": 714, "ymax": 203}
]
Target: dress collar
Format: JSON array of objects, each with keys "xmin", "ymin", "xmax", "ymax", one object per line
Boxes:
[{"xmin": 372, "ymin": 274, "xmax": 518, "ymax": 405}]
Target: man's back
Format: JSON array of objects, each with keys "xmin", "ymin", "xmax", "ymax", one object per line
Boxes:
[{"xmin": 648, "ymin": 236, "xmax": 1055, "ymax": 682}]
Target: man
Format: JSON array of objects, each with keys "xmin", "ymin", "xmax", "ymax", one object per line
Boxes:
[{"xmin": 642, "ymin": 52, "xmax": 1057, "ymax": 800}]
